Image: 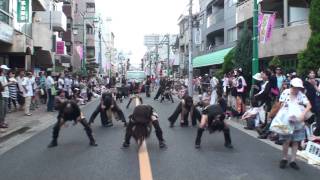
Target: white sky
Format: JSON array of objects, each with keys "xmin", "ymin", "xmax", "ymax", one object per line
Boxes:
[{"xmin": 96, "ymin": 0, "xmax": 198, "ymax": 65}]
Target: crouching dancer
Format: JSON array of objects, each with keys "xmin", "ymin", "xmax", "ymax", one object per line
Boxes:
[
  {"xmin": 122, "ymin": 105, "xmax": 166, "ymax": 148},
  {"xmin": 89, "ymin": 92, "xmax": 126, "ymax": 127},
  {"xmin": 168, "ymin": 96, "xmax": 201, "ymax": 127},
  {"xmin": 195, "ymin": 99, "xmax": 233, "ymax": 149},
  {"xmin": 48, "ymin": 100, "xmax": 98, "ymax": 148}
]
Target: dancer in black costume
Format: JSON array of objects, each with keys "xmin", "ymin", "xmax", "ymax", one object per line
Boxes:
[
  {"xmin": 195, "ymin": 98, "xmax": 233, "ymax": 149},
  {"xmin": 168, "ymin": 95, "xmax": 201, "ymax": 127},
  {"xmin": 122, "ymin": 105, "xmax": 166, "ymax": 148},
  {"xmin": 48, "ymin": 100, "xmax": 98, "ymax": 148},
  {"xmin": 89, "ymin": 92, "xmax": 126, "ymax": 127}
]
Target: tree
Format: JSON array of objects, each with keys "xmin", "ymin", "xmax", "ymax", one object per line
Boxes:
[
  {"xmin": 269, "ymin": 56, "xmax": 282, "ymax": 68},
  {"xmin": 297, "ymin": 0, "xmax": 320, "ymax": 76},
  {"xmin": 216, "ymin": 48, "xmax": 235, "ymax": 79},
  {"xmin": 234, "ymin": 22, "xmax": 253, "ymax": 82}
]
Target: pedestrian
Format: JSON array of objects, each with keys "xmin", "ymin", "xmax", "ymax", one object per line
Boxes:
[
  {"xmin": 122, "ymin": 104, "xmax": 166, "ymax": 148},
  {"xmin": 22, "ymin": 72, "xmax": 34, "ymax": 116},
  {"xmin": 46, "ymin": 71, "xmax": 55, "ymax": 112},
  {"xmin": 0, "ymin": 65, "xmax": 13, "ymax": 128},
  {"xmin": 7, "ymin": 71, "xmax": 18, "ymax": 112},
  {"xmin": 278, "ymin": 78, "xmax": 312, "ymax": 170},
  {"xmin": 195, "ymin": 98, "xmax": 233, "ymax": 149},
  {"xmin": 47, "ymin": 100, "xmax": 98, "ymax": 148}
]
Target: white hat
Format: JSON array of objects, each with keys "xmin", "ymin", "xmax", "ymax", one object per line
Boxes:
[
  {"xmin": 253, "ymin": 73, "xmax": 263, "ymax": 81},
  {"xmin": 0, "ymin": 65, "xmax": 10, "ymax": 70},
  {"xmin": 290, "ymin": 78, "xmax": 304, "ymax": 88}
]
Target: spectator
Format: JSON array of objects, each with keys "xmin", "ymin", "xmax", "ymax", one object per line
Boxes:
[
  {"xmin": 278, "ymin": 78, "xmax": 312, "ymax": 170},
  {"xmin": 234, "ymin": 68, "xmax": 247, "ymax": 116},
  {"xmin": 0, "ymin": 65, "xmax": 12, "ymax": 128},
  {"xmin": 57, "ymin": 73, "xmax": 65, "ymax": 91},
  {"xmin": 275, "ymin": 67, "xmax": 286, "ymax": 91},
  {"xmin": 39, "ymin": 71, "xmax": 47, "ymax": 104},
  {"xmin": 304, "ymin": 70, "xmax": 320, "ymax": 136},
  {"xmin": 7, "ymin": 71, "xmax": 18, "ymax": 112},
  {"xmin": 16, "ymin": 71, "xmax": 26, "ymax": 110},
  {"xmin": 22, "ymin": 72, "xmax": 34, "ymax": 116},
  {"xmin": 46, "ymin": 71, "xmax": 55, "ymax": 112}
]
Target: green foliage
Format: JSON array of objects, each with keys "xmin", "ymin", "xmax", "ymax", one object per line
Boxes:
[
  {"xmin": 298, "ymin": 0, "xmax": 320, "ymax": 76},
  {"xmin": 234, "ymin": 22, "xmax": 253, "ymax": 81},
  {"xmin": 309, "ymin": 0, "xmax": 320, "ymax": 33},
  {"xmin": 269, "ymin": 56, "xmax": 282, "ymax": 68},
  {"xmin": 221, "ymin": 48, "xmax": 235, "ymax": 75}
]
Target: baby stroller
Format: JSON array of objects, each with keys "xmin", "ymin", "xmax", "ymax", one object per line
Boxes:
[{"xmin": 160, "ymin": 86, "xmax": 174, "ymax": 103}]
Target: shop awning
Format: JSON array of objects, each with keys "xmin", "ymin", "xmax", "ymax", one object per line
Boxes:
[
  {"xmin": 33, "ymin": 50, "xmax": 53, "ymax": 68},
  {"xmin": 193, "ymin": 47, "xmax": 233, "ymax": 68}
]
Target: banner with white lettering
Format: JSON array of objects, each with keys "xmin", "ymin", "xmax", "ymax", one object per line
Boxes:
[{"xmin": 17, "ymin": 0, "xmax": 30, "ymax": 23}]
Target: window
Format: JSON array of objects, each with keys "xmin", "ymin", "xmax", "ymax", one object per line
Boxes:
[
  {"xmin": 227, "ymin": 27, "xmax": 237, "ymax": 42},
  {"xmin": 0, "ymin": 0, "xmax": 10, "ymax": 24},
  {"xmin": 228, "ymin": 0, "xmax": 238, "ymax": 7},
  {"xmin": 86, "ymin": 3, "xmax": 95, "ymax": 13}
]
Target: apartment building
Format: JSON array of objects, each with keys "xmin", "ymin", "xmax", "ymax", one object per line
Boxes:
[
  {"xmin": 73, "ymin": 0, "xmax": 97, "ymax": 73},
  {"xmin": 236, "ymin": 0, "xmax": 310, "ymax": 71},
  {"xmin": 0, "ymin": 0, "xmax": 68, "ymax": 71}
]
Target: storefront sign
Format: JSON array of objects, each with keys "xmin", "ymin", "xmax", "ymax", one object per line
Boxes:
[
  {"xmin": 0, "ymin": 21, "xmax": 13, "ymax": 43},
  {"xmin": 56, "ymin": 41, "xmax": 65, "ymax": 55},
  {"xmin": 17, "ymin": 0, "xmax": 30, "ymax": 23}
]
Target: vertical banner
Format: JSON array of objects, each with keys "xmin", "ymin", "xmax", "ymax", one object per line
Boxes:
[
  {"xmin": 56, "ymin": 41, "xmax": 65, "ymax": 55},
  {"xmin": 17, "ymin": 0, "xmax": 30, "ymax": 23},
  {"xmin": 259, "ymin": 13, "xmax": 276, "ymax": 44},
  {"xmin": 76, "ymin": 45, "xmax": 83, "ymax": 60}
]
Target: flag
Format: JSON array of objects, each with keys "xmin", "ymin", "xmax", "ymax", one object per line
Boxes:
[{"xmin": 258, "ymin": 13, "xmax": 276, "ymax": 44}]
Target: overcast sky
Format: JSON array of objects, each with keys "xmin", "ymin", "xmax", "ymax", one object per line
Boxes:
[{"xmin": 96, "ymin": 0, "xmax": 198, "ymax": 65}]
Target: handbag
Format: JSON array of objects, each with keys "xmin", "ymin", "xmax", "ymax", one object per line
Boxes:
[
  {"xmin": 270, "ymin": 107, "xmax": 294, "ymax": 135},
  {"xmin": 271, "ymin": 88, "xmax": 279, "ymax": 96},
  {"xmin": 51, "ymin": 86, "xmax": 57, "ymax": 96}
]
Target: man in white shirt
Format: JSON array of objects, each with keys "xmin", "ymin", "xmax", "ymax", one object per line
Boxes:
[
  {"xmin": 46, "ymin": 71, "xmax": 55, "ymax": 112},
  {"xmin": 22, "ymin": 72, "xmax": 34, "ymax": 116},
  {"xmin": 0, "ymin": 65, "xmax": 13, "ymax": 128}
]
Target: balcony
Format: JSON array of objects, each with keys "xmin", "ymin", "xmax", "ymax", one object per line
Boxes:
[
  {"xmin": 86, "ymin": 34, "xmax": 95, "ymax": 47},
  {"xmin": 206, "ymin": 10, "xmax": 224, "ymax": 28},
  {"xmin": 32, "ymin": 23, "xmax": 52, "ymax": 51},
  {"xmin": 259, "ymin": 23, "xmax": 311, "ymax": 58},
  {"xmin": 236, "ymin": 0, "xmax": 253, "ymax": 24},
  {"xmin": 34, "ymin": 11, "xmax": 67, "ymax": 32}
]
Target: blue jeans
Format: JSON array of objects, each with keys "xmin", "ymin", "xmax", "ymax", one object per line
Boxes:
[{"xmin": 47, "ymin": 89, "xmax": 54, "ymax": 112}]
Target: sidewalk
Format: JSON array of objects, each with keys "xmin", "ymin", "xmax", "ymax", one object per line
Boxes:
[
  {"xmin": 0, "ymin": 98, "xmax": 98, "ymax": 155},
  {"xmin": 0, "ymin": 106, "xmax": 56, "ymax": 140}
]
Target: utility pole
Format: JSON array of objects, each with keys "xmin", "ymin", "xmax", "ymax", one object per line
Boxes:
[
  {"xmin": 252, "ymin": 0, "xmax": 259, "ymax": 80},
  {"xmin": 98, "ymin": 22, "xmax": 103, "ymax": 74},
  {"xmin": 188, "ymin": 0, "xmax": 193, "ymax": 96},
  {"xmin": 167, "ymin": 34, "xmax": 170, "ymax": 76},
  {"xmin": 155, "ymin": 44, "xmax": 159, "ymax": 77}
]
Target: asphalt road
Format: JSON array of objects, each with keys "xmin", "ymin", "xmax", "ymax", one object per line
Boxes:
[{"xmin": 0, "ymin": 93, "xmax": 320, "ymax": 180}]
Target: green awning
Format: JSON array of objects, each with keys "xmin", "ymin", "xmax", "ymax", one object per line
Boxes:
[{"xmin": 193, "ymin": 47, "xmax": 233, "ymax": 68}]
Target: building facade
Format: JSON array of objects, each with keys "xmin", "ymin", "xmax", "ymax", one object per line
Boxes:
[
  {"xmin": 236, "ymin": 0, "xmax": 310, "ymax": 71},
  {"xmin": 0, "ymin": 0, "xmax": 68, "ymax": 72}
]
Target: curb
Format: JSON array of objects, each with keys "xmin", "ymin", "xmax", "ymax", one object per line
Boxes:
[{"xmin": 0, "ymin": 98, "xmax": 99, "ymax": 155}]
